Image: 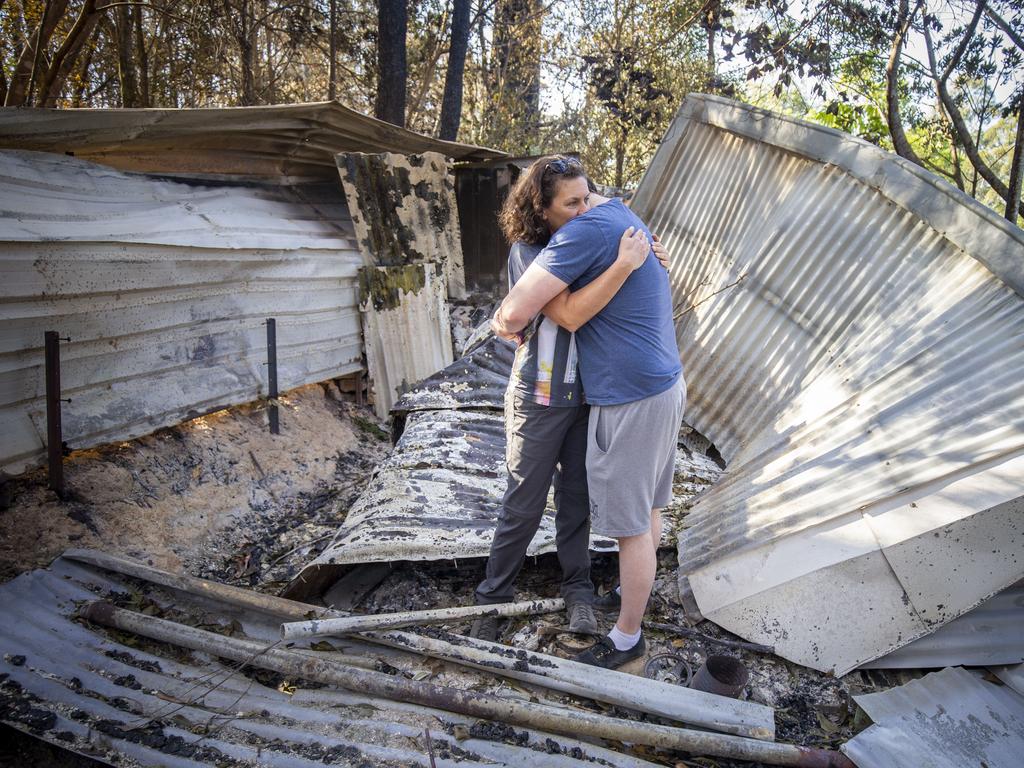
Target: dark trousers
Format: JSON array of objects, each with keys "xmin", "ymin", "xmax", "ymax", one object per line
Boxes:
[{"xmin": 475, "ymin": 394, "xmax": 595, "ymax": 606}]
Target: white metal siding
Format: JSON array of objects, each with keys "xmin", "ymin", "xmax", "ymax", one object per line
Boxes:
[
  {"xmin": 0, "ymin": 150, "xmax": 364, "ymax": 474},
  {"xmin": 632, "ymin": 95, "xmax": 1024, "ymax": 673}
]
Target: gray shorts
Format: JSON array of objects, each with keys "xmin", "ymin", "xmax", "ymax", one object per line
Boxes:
[{"xmin": 586, "ymin": 377, "xmax": 686, "ymax": 537}]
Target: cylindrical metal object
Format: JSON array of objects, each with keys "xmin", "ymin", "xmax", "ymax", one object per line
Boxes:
[
  {"xmin": 44, "ymin": 331, "xmax": 64, "ymax": 496},
  {"xmin": 266, "ymin": 318, "xmax": 279, "ymax": 434},
  {"xmin": 690, "ymin": 654, "xmax": 750, "ymax": 698},
  {"xmin": 281, "ymin": 598, "xmax": 565, "ymax": 639}
]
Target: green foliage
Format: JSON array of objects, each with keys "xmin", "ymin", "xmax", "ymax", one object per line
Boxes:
[{"xmin": 0, "ymin": 0, "xmax": 1020, "ymax": 222}]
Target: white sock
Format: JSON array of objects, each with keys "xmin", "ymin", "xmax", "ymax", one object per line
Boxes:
[
  {"xmin": 608, "ymin": 625, "xmax": 641, "ymax": 651},
  {"xmin": 614, "ymin": 585, "xmax": 621, "ymax": 596}
]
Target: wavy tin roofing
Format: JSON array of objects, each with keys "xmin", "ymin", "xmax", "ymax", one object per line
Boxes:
[
  {"xmin": 843, "ymin": 666, "xmax": 1024, "ymax": 768},
  {"xmin": 631, "ymin": 94, "xmax": 1024, "ymax": 674},
  {"xmin": 0, "ymin": 102, "xmax": 505, "ymax": 179},
  {"xmin": 393, "ymin": 334, "xmax": 515, "ymax": 412},
  {"xmin": 0, "ymin": 555, "xmax": 657, "ymax": 768},
  {"xmin": 861, "ymin": 580, "xmax": 1024, "ymax": 669},
  {"xmin": 293, "ymin": 331, "xmax": 722, "ymax": 593},
  {"xmin": 0, "ymin": 150, "xmax": 364, "ymax": 475}
]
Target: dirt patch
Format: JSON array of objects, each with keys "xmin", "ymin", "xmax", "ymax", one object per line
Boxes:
[{"xmin": 0, "ymin": 382, "xmax": 390, "ymax": 587}]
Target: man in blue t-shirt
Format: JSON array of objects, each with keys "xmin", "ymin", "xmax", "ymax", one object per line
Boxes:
[{"xmin": 492, "ymin": 197, "xmax": 686, "ymax": 670}]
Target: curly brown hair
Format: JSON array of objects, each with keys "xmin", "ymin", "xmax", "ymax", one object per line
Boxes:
[{"xmin": 498, "ymin": 155, "xmax": 588, "ymax": 246}]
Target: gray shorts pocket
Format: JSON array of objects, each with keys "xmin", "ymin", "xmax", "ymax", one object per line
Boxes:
[{"xmin": 593, "ymin": 406, "xmax": 612, "ymax": 454}]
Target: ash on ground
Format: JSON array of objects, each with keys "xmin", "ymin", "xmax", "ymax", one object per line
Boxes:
[
  {"xmin": 0, "ymin": 380, "xmax": 391, "ymax": 589},
  {"xmin": 1, "ymin": 372, "xmax": 913, "ymax": 768},
  {"xmin": 314, "ymin": 547, "xmax": 912, "ymax": 768}
]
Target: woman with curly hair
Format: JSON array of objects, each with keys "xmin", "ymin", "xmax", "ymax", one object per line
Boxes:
[{"xmin": 471, "ymin": 155, "xmax": 668, "ymax": 641}]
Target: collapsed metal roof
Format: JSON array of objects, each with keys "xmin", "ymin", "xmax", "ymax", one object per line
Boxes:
[
  {"xmin": 862, "ymin": 580, "xmax": 1024, "ymax": 670},
  {"xmin": 0, "ymin": 101, "xmax": 505, "ymax": 179},
  {"xmin": 392, "ymin": 333, "xmax": 515, "ymax": 412},
  {"xmin": 842, "ymin": 666, "xmax": 1024, "ymax": 768},
  {"xmin": 292, "ymin": 331, "xmax": 724, "ymax": 596},
  {"xmin": 631, "ymin": 93, "xmax": 1024, "ymax": 675},
  {"xmin": 0, "ymin": 554, "xmax": 660, "ymax": 768}
]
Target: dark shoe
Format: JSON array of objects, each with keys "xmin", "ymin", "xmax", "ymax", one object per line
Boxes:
[
  {"xmin": 594, "ymin": 589, "xmax": 621, "ymax": 613},
  {"xmin": 567, "ymin": 602, "xmax": 599, "ymax": 634},
  {"xmin": 469, "ymin": 613, "xmax": 501, "ymax": 642},
  {"xmin": 574, "ymin": 635, "xmax": 646, "ymax": 670}
]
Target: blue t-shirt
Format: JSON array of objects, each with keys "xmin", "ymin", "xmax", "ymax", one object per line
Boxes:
[{"xmin": 534, "ymin": 199, "xmax": 681, "ymax": 405}]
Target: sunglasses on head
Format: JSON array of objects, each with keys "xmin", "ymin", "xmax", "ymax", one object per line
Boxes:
[{"xmin": 545, "ymin": 157, "xmax": 583, "ymax": 175}]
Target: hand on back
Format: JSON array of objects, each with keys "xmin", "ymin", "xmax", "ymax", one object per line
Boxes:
[{"xmin": 617, "ymin": 226, "xmax": 650, "ymax": 271}]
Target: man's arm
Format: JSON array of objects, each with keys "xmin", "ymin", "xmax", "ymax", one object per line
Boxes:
[
  {"xmin": 492, "ymin": 262, "xmax": 569, "ymax": 340},
  {"xmin": 539, "ymin": 226, "xmax": 649, "ymax": 332}
]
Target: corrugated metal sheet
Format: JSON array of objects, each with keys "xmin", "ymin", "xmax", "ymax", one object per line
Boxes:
[
  {"xmin": 296, "ymin": 407, "xmax": 595, "ymax": 585},
  {"xmin": 842, "ymin": 666, "xmax": 1024, "ymax": 768},
  {"xmin": 0, "ymin": 150, "xmax": 364, "ymax": 474},
  {"xmin": 631, "ymin": 93, "xmax": 1024, "ymax": 674},
  {"xmin": 862, "ymin": 581, "xmax": 1024, "ymax": 669},
  {"xmin": 0, "ymin": 555, "xmax": 658, "ymax": 768},
  {"xmin": 992, "ymin": 663, "xmax": 1024, "ymax": 697},
  {"xmin": 360, "ymin": 264, "xmax": 455, "ymax": 417},
  {"xmin": 393, "ymin": 334, "xmax": 515, "ymax": 412},
  {"xmin": 0, "ymin": 102, "xmax": 505, "ymax": 179},
  {"xmin": 295, "ymin": 332, "xmax": 723, "ymax": 593}
]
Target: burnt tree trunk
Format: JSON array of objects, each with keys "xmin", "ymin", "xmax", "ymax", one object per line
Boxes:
[
  {"xmin": 439, "ymin": 0, "xmax": 471, "ymax": 140},
  {"xmin": 223, "ymin": 0, "xmax": 258, "ymax": 106},
  {"xmin": 39, "ymin": 0, "xmax": 103, "ymax": 107},
  {"xmin": 489, "ymin": 0, "xmax": 543, "ymax": 150},
  {"xmin": 328, "ymin": 0, "xmax": 337, "ymax": 100},
  {"xmin": 375, "ymin": 0, "xmax": 407, "ymax": 126},
  {"xmin": 115, "ymin": 4, "xmax": 139, "ymax": 106},
  {"xmin": 134, "ymin": 3, "xmax": 150, "ymax": 107},
  {"xmin": 8, "ymin": 0, "xmax": 66, "ymax": 106}
]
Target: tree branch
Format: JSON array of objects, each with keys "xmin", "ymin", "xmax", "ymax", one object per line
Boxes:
[
  {"xmin": 940, "ymin": 0, "xmax": 985, "ymax": 85},
  {"xmin": 924, "ymin": 4, "xmax": 1024, "ymax": 218},
  {"xmin": 985, "ymin": 5, "xmax": 1024, "ymax": 52},
  {"xmin": 886, "ymin": 0, "xmax": 925, "ymax": 166}
]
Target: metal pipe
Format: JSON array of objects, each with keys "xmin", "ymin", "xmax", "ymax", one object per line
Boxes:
[
  {"xmin": 280, "ymin": 599, "xmax": 565, "ymax": 639},
  {"xmin": 266, "ymin": 318, "xmax": 279, "ymax": 434},
  {"xmin": 81, "ymin": 603, "xmax": 854, "ymax": 768},
  {"xmin": 59, "ymin": 552, "xmax": 770, "ymax": 742},
  {"xmin": 364, "ymin": 629, "xmax": 775, "ymax": 740},
  {"xmin": 44, "ymin": 330, "xmax": 64, "ymax": 497},
  {"xmin": 63, "ymin": 549, "xmax": 346, "ymax": 621}
]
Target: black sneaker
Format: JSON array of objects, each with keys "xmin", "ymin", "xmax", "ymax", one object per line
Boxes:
[
  {"xmin": 567, "ymin": 602, "xmax": 599, "ymax": 634},
  {"xmin": 469, "ymin": 614, "xmax": 501, "ymax": 642},
  {"xmin": 574, "ymin": 635, "xmax": 646, "ymax": 670},
  {"xmin": 594, "ymin": 589, "xmax": 621, "ymax": 613}
]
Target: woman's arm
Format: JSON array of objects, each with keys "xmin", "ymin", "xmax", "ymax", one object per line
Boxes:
[{"xmin": 540, "ymin": 226, "xmax": 649, "ymax": 332}]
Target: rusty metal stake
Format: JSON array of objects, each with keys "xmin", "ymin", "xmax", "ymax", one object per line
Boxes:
[
  {"xmin": 266, "ymin": 318, "xmax": 279, "ymax": 434},
  {"xmin": 44, "ymin": 331, "xmax": 65, "ymax": 497}
]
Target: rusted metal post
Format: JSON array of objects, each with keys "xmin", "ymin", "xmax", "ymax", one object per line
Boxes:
[
  {"xmin": 266, "ymin": 318, "xmax": 279, "ymax": 434},
  {"xmin": 44, "ymin": 331, "xmax": 65, "ymax": 497}
]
